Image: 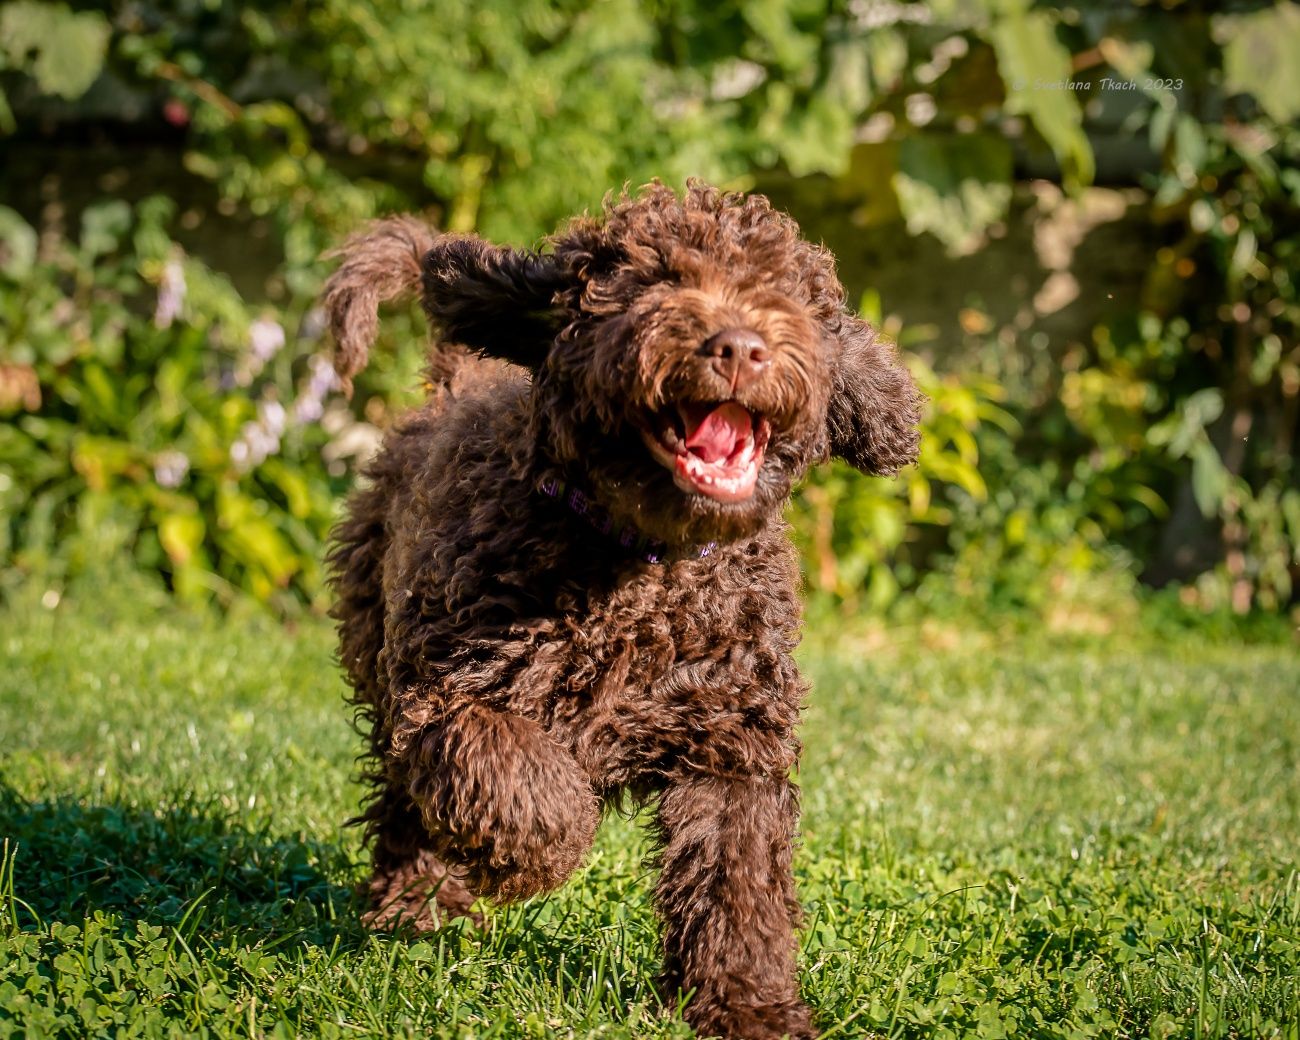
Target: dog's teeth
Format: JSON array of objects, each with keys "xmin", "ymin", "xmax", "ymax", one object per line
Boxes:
[{"xmin": 672, "ymin": 434, "xmax": 765, "ymax": 502}]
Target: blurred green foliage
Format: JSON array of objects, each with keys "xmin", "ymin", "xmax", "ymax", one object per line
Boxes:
[
  {"xmin": 1, "ymin": 0, "xmax": 1106, "ymax": 252},
  {"xmin": 0, "ymin": 198, "xmax": 352, "ymax": 611},
  {"xmin": 791, "ymin": 292, "xmax": 1017, "ymax": 611},
  {"xmin": 0, "ymin": 0, "xmax": 1297, "ymax": 623}
]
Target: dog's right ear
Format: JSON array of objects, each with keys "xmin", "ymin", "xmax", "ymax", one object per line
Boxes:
[
  {"xmin": 825, "ymin": 313, "xmax": 923, "ymax": 476},
  {"xmin": 421, "ymin": 236, "xmax": 571, "ymax": 369}
]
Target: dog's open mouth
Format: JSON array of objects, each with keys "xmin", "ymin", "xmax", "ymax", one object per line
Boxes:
[{"xmin": 640, "ymin": 401, "xmax": 771, "ymax": 503}]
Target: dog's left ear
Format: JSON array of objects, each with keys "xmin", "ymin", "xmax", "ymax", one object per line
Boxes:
[
  {"xmin": 421, "ymin": 235, "xmax": 572, "ymax": 368},
  {"xmin": 825, "ymin": 314, "xmax": 924, "ymax": 475}
]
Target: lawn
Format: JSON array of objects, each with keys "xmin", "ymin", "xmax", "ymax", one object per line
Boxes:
[{"xmin": 1, "ymin": 601, "xmax": 1296, "ymax": 1039}]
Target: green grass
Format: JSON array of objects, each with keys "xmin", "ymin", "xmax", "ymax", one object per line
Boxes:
[{"xmin": 1, "ymin": 601, "xmax": 1297, "ymax": 1039}]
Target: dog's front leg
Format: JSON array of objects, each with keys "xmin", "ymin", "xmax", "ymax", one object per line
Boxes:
[
  {"xmin": 655, "ymin": 771, "xmax": 816, "ymax": 1040},
  {"xmin": 404, "ymin": 701, "xmax": 599, "ymax": 902}
]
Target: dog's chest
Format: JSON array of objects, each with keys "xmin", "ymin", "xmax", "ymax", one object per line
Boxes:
[{"xmin": 526, "ymin": 546, "xmax": 805, "ymax": 781}]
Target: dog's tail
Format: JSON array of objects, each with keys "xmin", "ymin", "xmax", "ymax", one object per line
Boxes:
[{"xmin": 322, "ymin": 216, "xmax": 461, "ymax": 395}]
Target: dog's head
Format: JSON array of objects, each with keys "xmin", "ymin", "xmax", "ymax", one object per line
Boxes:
[{"xmin": 422, "ymin": 182, "xmax": 922, "ymax": 545}]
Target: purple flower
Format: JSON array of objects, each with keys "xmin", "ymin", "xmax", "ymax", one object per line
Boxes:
[
  {"xmin": 291, "ymin": 354, "xmax": 341, "ymax": 427},
  {"xmin": 307, "ymin": 354, "xmax": 339, "ymax": 392},
  {"xmin": 258, "ymin": 399, "xmax": 287, "ymax": 438},
  {"xmin": 293, "ymin": 396, "xmax": 324, "ymax": 425},
  {"xmin": 231, "ymin": 400, "xmax": 286, "ymax": 471},
  {"xmin": 249, "ymin": 318, "xmax": 286, "ymax": 364}
]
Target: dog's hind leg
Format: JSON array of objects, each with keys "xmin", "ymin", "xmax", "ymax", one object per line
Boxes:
[
  {"xmin": 361, "ymin": 786, "xmax": 481, "ymax": 931},
  {"xmin": 403, "ymin": 702, "xmax": 600, "ymax": 902},
  {"xmin": 329, "ymin": 461, "xmax": 480, "ymax": 930}
]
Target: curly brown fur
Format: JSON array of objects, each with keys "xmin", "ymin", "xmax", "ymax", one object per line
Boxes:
[
  {"xmin": 324, "ymin": 182, "xmax": 921, "ymax": 1040},
  {"xmin": 322, "ymin": 216, "xmax": 433, "ymax": 394}
]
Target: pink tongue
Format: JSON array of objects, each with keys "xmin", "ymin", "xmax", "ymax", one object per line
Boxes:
[{"xmin": 684, "ymin": 403, "xmax": 752, "ymax": 464}]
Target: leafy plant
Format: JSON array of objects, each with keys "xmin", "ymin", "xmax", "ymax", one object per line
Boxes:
[
  {"xmin": 2, "ymin": 0, "xmax": 1297, "ymax": 620},
  {"xmin": 0, "ymin": 200, "xmax": 364, "ymax": 612},
  {"xmin": 790, "ymin": 296, "xmax": 1016, "ymax": 611},
  {"xmin": 0, "ymin": 1, "xmax": 109, "ymax": 128}
]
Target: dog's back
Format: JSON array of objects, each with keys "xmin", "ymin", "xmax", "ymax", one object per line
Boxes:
[{"xmin": 322, "ymin": 219, "xmax": 528, "ymax": 786}]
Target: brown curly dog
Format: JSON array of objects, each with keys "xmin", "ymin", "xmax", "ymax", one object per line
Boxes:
[{"xmin": 322, "ymin": 182, "xmax": 921, "ymax": 1040}]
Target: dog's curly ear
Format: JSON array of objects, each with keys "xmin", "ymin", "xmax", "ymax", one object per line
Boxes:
[
  {"xmin": 323, "ymin": 216, "xmax": 436, "ymax": 394},
  {"xmin": 826, "ymin": 314, "xmax": 924, "ymax": 475},
  {"xmin": 421, "ymin": 236, "xmax": 571, "ymax": 369}
]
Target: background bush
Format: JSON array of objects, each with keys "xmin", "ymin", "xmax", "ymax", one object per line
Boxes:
[{"xmin": 1, "ymin": 0, "xmax": 1297, "ymax": 624}]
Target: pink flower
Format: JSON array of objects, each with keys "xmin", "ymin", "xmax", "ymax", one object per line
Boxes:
[
  {"xmin": 153, "ymin": 259, "xmax": 187, "ymax": 329},
  {"xmin": 153, "ymin": 449, "xmax": 190, "ymax": 488}
]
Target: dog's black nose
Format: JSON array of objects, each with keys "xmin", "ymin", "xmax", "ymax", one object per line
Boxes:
[{"xmin": 702, "ymin": 327, "xmax": 769, "ymax": 391}]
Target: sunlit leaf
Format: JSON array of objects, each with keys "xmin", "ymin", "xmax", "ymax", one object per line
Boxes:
[
  {"xmin": 893, "ymin": 134, "xmax": 1013, "ymax": 255},
  {"xmin": 1189, "ymin": 439, "xmax": 1229, "ymax": 517},
  {"xmin": 0, "ymin": 1, "xmax": 109, "ymax": 100},
  {"xmin": 990, "ymin": 7, "xmax": 1095, "ymax": 189},
  {"xmin": 159, "ymin": 512, "xmax": 205, "ymax": 566},
  {"xmin": 81, "ymin": 201, "xmax": 133, "ymax": 260},
  {"xmin": 0, "ymin": 206, "xmax": 37, "ymax": 279},
  {"xmin": 1221, "ymin": 2, "xmax": 1300, "ymax": 124}
]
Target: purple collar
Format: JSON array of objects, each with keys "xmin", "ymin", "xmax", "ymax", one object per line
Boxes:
[{"xmin": 537, "ymin": 475, "xmax": 716, "ymax": 565}]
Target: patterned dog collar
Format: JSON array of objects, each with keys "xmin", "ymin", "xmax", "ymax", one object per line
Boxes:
[{"xmin": 537, "ymin": 475, "xmax": 716, "ymax": 565}]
